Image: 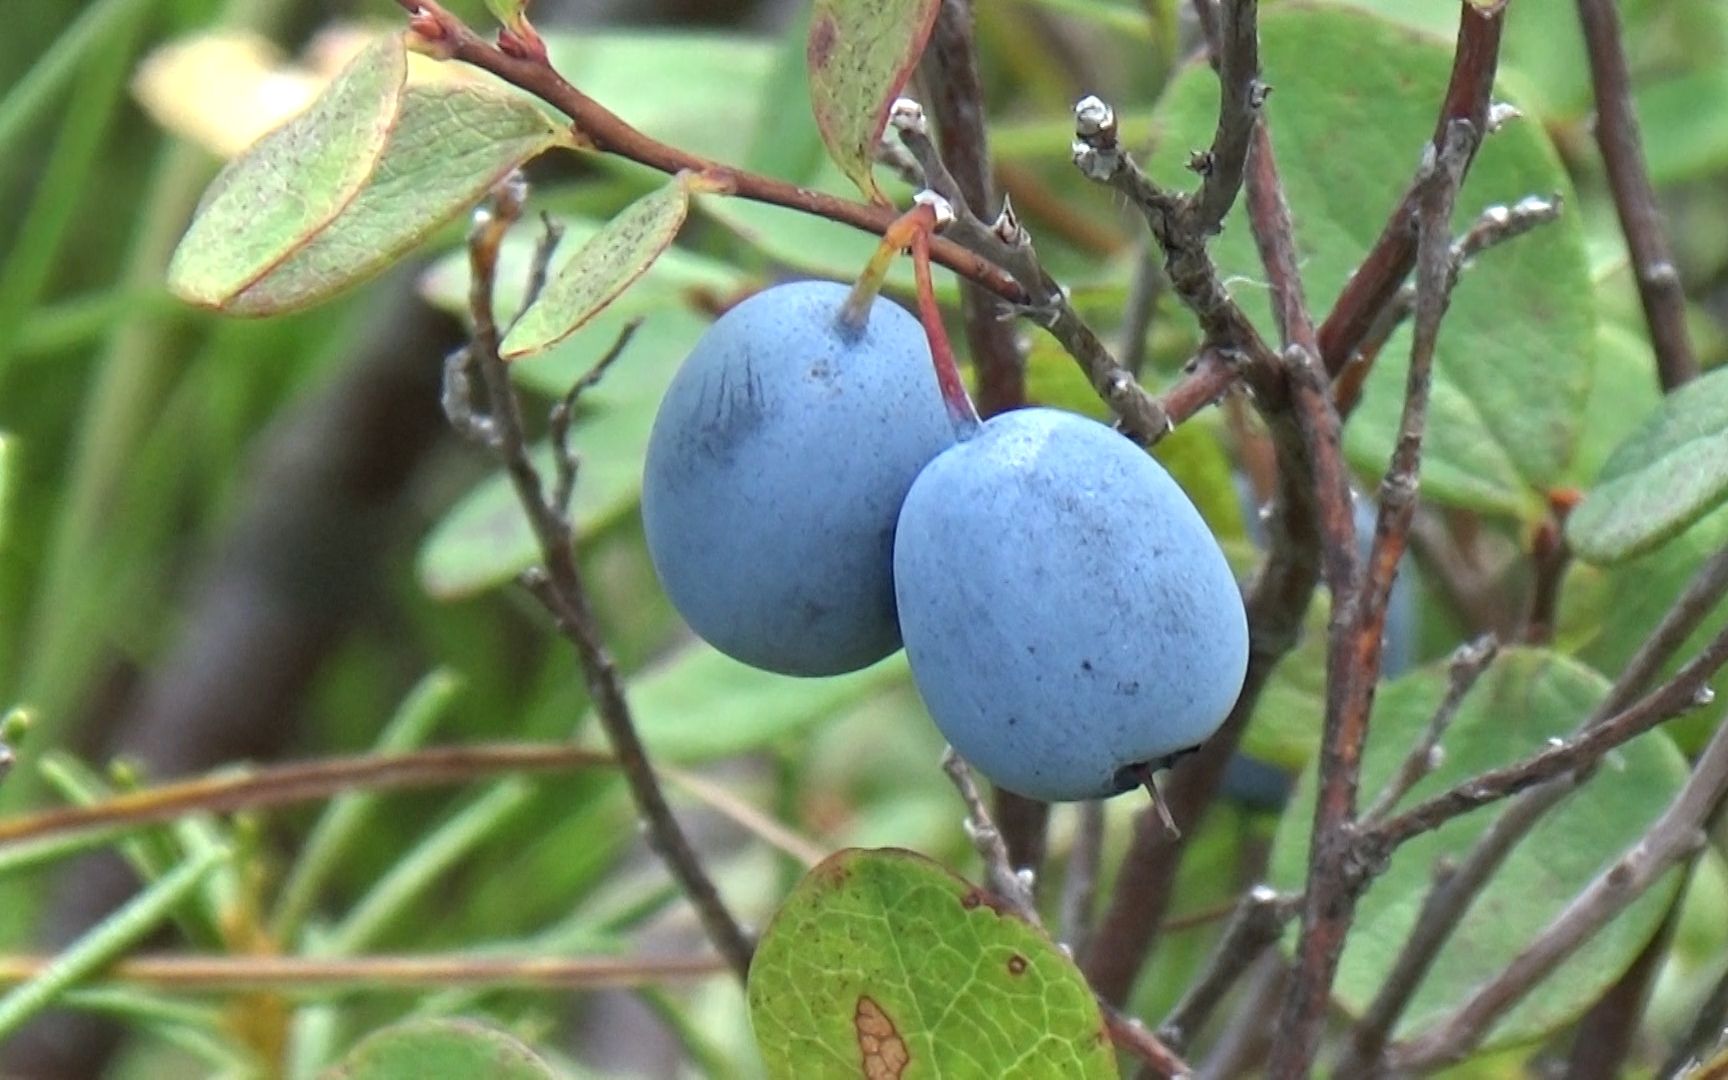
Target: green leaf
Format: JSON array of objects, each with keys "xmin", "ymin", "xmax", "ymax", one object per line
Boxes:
[
  {"xmin": 748, "ymin": 848, "xmax": 1118, "ymax": 1079},
  {"xmin": 542, "ymin": 31, "xmax": 777, "ymax": 163},
  {"xmin": 1148, "ymin": 5, "xmax": 1596, "ymax": 520},
  {"xmin": 586, "ymin": 646, "xmax": 908, "ymax": 763},
  {"xmin": 1268, "ymin": 648, "xmax": 1690, "ymax": 1048},
  {"xmin": 1568, "ymin": 367, "xmax": 1728, "ymax": 564},
  {"xmin": 167, "ymin": 34, "xmax": 406, "ymax": 310},
  {"xmin": 500, "ymin": 177, "xmax": 693, "ymax": 360},
  {"xmin": 221, "ymin": 82, "xmax": 568, "ymax": 317},
  {"xmin": 806, "ymin": 0, "xmax": 942, "ymax": 203},
  {"xmin": 1637, "ymin": 66, "xmax": 1728, "ymax": 186},
  {"xmin": 325, "ymin": 1019, "xmax": 555, "ymax": 1079}
]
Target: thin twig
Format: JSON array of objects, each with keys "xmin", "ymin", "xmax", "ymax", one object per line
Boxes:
[
  {"xmin": 1156, "ymin": 886, "xmax": 1298, "ymax": 1052},
  {"xmin": 1187, "ymin": 0, "xmax": 1263, "ymax": 236},
  {"xmin": 0, "ymin": 953, "xmax": 728, "ymax": 992},
  {"xmin": 939, "ymin": 751, "xmax": 1190, "ymax": 1077},
  {"xmin": 1662, "ymin": 956, "xmax": 1728, "ymax": 1079},
  {"xmin": 1576, "ymin": 0, "xmax": 1697, "ymax": 390},
  {"xmin": 549, "ymin": 318, "xmax": 641, "ymax": 516},
  {"xmin": 0, "ymin": 743, "xmax": 614, "ymax": 852},
  {"xmin": 1360, "ymin": 634, "xmax": 1499, "ymax": 824},
  {"xmin": 1316, "ymin": 0, "xmax": 1507, "ymax": 375},
  {"xmin": 450, "ymin": 182, "xmax": 754, "ymax": 980},
  {"xmin": 1335, "ymin": 194, "xmax": 1563, "ymax": 418},
  {"xmin": 1193, "ymin": 953, "xmax": 1285, "ymax": 1080},
  {"xmin": 1390, "ymin": 717, "xmax": 1728, "ymax": 1070},
  {"xmin": 503, "ymin": 212, "xmax": 564, "ymax": 336}
]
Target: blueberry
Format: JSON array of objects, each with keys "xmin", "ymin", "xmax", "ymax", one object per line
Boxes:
[
  {"xmin": 893, "ymin": 407, "xmax": 1250, "ymax": 801},
  {"xmin": 641, "ymin": 280, "xmax": 955, "ymax": 676}
]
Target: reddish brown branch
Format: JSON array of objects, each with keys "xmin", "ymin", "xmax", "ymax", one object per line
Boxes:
[
  {"xmin": 1576, "ymin": 0, "xmax": 1697, "ymax": 391},
  {"xmin": 396, "ymin": 0, "xmax": 1024, "ymax": 304},
  {"xmin": 1315, "ymin": 0, "xmax": 1507, "ymax": 375}
]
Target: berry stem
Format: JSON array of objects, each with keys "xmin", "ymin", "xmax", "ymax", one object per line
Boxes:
[
  {"xmin": 910, "ymin": 226, "xmax": 983, "ymax": 437},
  {"xmin": 839, "ymin": 203, "xmax": 938, "ymax": 330}
]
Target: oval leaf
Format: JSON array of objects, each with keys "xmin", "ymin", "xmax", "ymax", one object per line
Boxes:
[
  {"xmin": 499, "ymin": 177, "xmax": 692, "ymax": 360},
  {"xmin": 223, "ymin": 82, "xmax": 567, "ymax": 316},
  {"xmin": 167, "ymin": 33, "xmax": 406, "ymax": 309},
  {"xmin": 324, "ymin": 1018, "xmax": 554, "ymax": 1080},
  {"xmin": 806, "ymin": 0, "xmax": 941, "ymax": 204},
  {"xmin": 1149, "ymin": 6, "xmax": 1596, "ymax": 520},
  {"xmin": 1567, "ymin": 367, "xmax": 1728, "ymax": 564},
  {"xmin": 1269, "ymin": 648, "xmax": 1689, "ymax": 1048},
  {"xmin": 749, "ymin": 848, "xmax": 1118, "ymax": 1079}
]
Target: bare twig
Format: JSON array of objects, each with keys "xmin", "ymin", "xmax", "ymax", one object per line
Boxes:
[
  {"xmin": 940, "ymin": 752, "xmax": 1190, "ymax": 1077},
  {"xmin": 1360, "ymin": 634, "xmax": 1499, "ymax": 824},
  {"xmin": 1194, "ymin": 954, "xmax": 1285, "ymax": 1080},
  {"xmin": 449, "ymin": 183, "xmax": 753, "ymax": 980},
  {"xmin": 395, "ymin": 0, "xmax": 1023, "ymax": 303},
  {"xmin": 0, "ymin": 953, "xmax": 726, "ymax": 993},
  {"xmin": 1565, "ymin": 895, "xmax": 1684, "ymax": 1080},
  {"xmin": 504, "ymin": 213, "xmax": 564, "ymax": 336},
  {"xmin": 1390, "ymin": 718, "xmax": 1728, "ymax": 1070},
  {"xmin": 1576, "ymin": 0, "xmax": 1697, "ymax": 391},
  {"xmin": 0, "ymin": 743, "xmax": 613, "ymax": 854},
  {"xmin": 1188, "ymin": 0, "xmax": 1263, "ymax": 236},
  {"xmin": 1316, "ymin": 0, "xmax": 1507, "ymax": 375},
  {"xmin": 1156, "ymin": 886, "xmax": 1298, "ymax": 1052},
  {"xmin": 1339, "ymin": 543, "xmax": 1728, "ymax": 1074},
  {"xmin": 1524, "ymin": 506, "xmax": 1573, "ymax": 645}
]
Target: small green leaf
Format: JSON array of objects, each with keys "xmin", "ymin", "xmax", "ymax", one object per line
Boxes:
[
  {"xmin": 221, "ymin": 82, "xmax": 567, "ymax": 316},
  {"xmin": 1568, "ymin": 367, "xmax": 1728, "ymax": 564},
  {"xmin": 500, "ymin": 177, "xmax": 692, "ymax": 360},
  {"xmin": 586, "ymin": 645, "xmax": 907, "ymax": 763},
  {"xmin": 1269, "ymin": 648, "xmax": 1689, "ymax": 1048},
  {"xmin": 325, "ymin": 1018, "xmax": 555, "ymax": 1079},
  {"xmin": 168, "ymin": 34, "xmax": 406, "ymax": 310},
  {"xmin": 749, "ymin": 848, "xmax": 1118, "ymax": 1079},
  {"xmin": 806, "ymin": 0, "xmax": 942, "ymax": 203}
]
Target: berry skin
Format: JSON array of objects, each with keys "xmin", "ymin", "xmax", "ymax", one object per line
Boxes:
[
  {"xmin": 641, "ymin": 280, "xmax": 955, "ymax": 676},
  {"xmin": 893, "ymin": 407, "xmax": 1249, "ymax": 801}
]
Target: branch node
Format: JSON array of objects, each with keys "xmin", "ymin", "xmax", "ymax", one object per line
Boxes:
[{"xmin": 889, "ymin": 96, "xmax": 928, "ymax": 135}]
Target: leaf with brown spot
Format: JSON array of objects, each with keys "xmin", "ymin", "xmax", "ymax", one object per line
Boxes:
[
  {"xmin": 806, "ymin": 0, "xmax": 941, "ymax": 204},
  {"xmin": 855, "ymin": 996, "xmax": 909, "ymax": 1080},
  {"xmin": 747, "ymin": 848, "xmax": 1118, "ymax": 1078}
]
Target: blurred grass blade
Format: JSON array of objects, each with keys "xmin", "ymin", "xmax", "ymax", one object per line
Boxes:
[
  {"xmin": 0, "ymin": 845, "xmax": 226, "ymax": 1040},
  {"xmin": 272, "ymin": 669, "xmax": 464, "ymax": 940},
  {"xmin": 0, "ymin": 0, "xmax": 151, "ymax": 161},
  {"xmin": 0, "ymin": 434, "xmax": 15, "ymax": 559}
]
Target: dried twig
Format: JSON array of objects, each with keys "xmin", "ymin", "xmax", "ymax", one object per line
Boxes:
[
  {"xmin": 1576, "ymin": 0, "xmax": 1697, "ymax": 390},
  {"xmin": 1058, "ymin": 800, "xmax": 1106, "ymax": 956},
  {"xmin": 1359, "ymin": 634, "xmax": 1499, "ymax": 824},
  {"xmin": 447, "ymin": 182, "xmax": 753, "ymax": 981}
]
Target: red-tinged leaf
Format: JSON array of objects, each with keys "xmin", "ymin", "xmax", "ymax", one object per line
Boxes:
[
  {"xmin": 806, "ymin": 0, "xmax": 941, "ymax": 205},
  {"xmin": 498, "ymin": 175, "xmax": 694, "ymax": 360}
]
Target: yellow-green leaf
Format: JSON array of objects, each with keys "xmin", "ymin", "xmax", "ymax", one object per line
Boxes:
[
  {"xmin": 749, "ymin": 848, "xmax": 1118, "ymax": 1079},
  {"xmin": 324, "ymin": 1019, "xmax": 554, "ymax": 1079},
  {"xmin": 167, "ymin": 34, "xmax": 406, "ymax": 309},
  {"xmin": 499, "ymin": 176, "xmax": 692, "ymax": 360},
  {"xmin": 222, "ymin": 82, "xmax": 567, "ymax": 316},
  {"xmin": 806, "ymin": 0, "xmax": 941, "ymax": 204}
]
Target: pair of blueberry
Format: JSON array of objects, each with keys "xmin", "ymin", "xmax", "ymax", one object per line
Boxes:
[{"xmin": 640, "ymin": 281, "xmax": 1249, "ymax": 802}]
